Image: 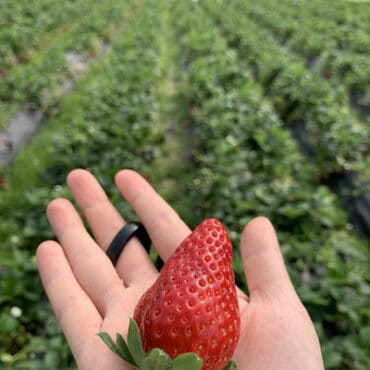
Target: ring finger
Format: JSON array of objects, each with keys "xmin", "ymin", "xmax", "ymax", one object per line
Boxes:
[{"xmin": 46, "ymin": 199, "xmax": 127, "ymax": 316}]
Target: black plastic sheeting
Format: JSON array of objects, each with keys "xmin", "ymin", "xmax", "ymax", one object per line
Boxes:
[{"xmin": 291, "ymin": 119, "xmax": 370, "ymax": 238}]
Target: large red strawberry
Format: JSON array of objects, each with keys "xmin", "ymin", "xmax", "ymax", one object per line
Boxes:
[
  {"xmin": 134, "ymin": 218, "xmax": 240, "ymax": 369},
  {"xmin": 99, "ymin": 218, "xmax": 240, "ymax": 370}
]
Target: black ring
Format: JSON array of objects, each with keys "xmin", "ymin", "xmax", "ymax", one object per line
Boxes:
[{"xmin": 107, "ymin": 222, "xmax": 151, "ymax": 265}]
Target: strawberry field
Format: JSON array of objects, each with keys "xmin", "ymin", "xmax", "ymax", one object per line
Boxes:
[{"xmin": 0, "ymin": 0, "xmax": 369, "ymax": 369}]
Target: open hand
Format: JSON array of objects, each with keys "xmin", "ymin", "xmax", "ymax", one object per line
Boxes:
[{"xmin": 36, "ymin": 169, "xmax": 324, "ymax": 370}]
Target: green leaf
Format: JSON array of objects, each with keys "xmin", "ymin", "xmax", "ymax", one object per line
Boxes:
[
  {"xmin": 171, "ymin": 352, "xmax": 203, "ymax": 369},
  {"xmin": 359, "ymin": 326, "xmax": 370, "ymax": 347},
  {"xmin": 97, "ymin": 333, "xmax": 124, "ymax": 359},
  {"xmin": 116, "ymin": 333, "xmax": 137, "ymax": 366},
  {"xmin": 98, "ymin": 321, "xmax": 209, "ymax": 370},
  {"xmin": 223, "ymin": 360, "xmax": 237, "ymax": 369},
  {"xmin": 97, "ymin": 332, "xmax": 137, "ymax": 367},
  {"xmin": 127, "ymin": 318, "xmax": 146, "ymax": 367},
  {"xmin": 142, "ymin": 348, "xmax": 172, "ymax": 370}
]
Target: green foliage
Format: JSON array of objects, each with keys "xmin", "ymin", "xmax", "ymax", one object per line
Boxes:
[
  {"xmin": 0, "ymin": 0, "xmax": 369, "ymax": 369},
  {"xmin": 178, "ymin": 1, "xmax": 370, "ymax": 368},
  {"xmin": 0, "ymin": 0, "xmax": 99, "ymax": 71},
  {"xmin": 0, "ymin": 0, "xmax": 130, "ymax": 111},
  {"xmin": 0, "ymin": 0, "xmax": 163, "ymax": 367}
]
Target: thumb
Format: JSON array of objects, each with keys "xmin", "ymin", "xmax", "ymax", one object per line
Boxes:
[{"xmin": 240, "ymin": 217, "xmax": 296, "ymax": 299}]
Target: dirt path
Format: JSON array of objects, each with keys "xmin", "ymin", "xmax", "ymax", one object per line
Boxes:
[{"xmin": 151, "ymin": 2, "xmax": 195, "ymax": 226}]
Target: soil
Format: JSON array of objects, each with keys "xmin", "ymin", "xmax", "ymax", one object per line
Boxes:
[{"xmin": 0, "ymin": 40, "xmax": 111, "ymax": 167}]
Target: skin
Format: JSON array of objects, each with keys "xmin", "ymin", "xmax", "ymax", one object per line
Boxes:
[{"xmin": 36, "ymin": 169, "xmax": 325, "ymax": 370}]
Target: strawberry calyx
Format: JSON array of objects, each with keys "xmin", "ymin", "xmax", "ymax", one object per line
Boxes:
[{"xmin": 98, "ymin": 318, "xmax": 237, "ymax": 370}]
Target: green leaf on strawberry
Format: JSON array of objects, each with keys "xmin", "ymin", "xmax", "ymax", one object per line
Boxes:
[
  {"xmin": 98, "ymin": 319, "xmax": 236, "ymax": 370},
  {"xmin": 127, "ymin": 316, "xmax": 146, "ymax": 367},
  {"xmin": 171, "ymin": 353, "xmax": 203, "ymax": 369},
  {"xmin": 223, "ymin": 360, "xmax": 237, "ymax": 369},
  {"xmin": 142, "ymin": 348, "xmax": 172, "ymax": 368},
  {"xmin": 98, "ymin": 330, "xmax": 136, "ymax": 366}
]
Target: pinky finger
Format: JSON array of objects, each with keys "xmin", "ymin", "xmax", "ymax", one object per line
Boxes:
[{"xmin": 36, "ymin": 241, "xmax": 102, "ymax": 360}]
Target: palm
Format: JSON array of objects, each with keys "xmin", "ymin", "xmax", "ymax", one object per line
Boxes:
[
  {"xmin": 37, "ymin": 169, "xmax": 323, "ymax": 370},
  {"xmin": 234, "ymin": 296, "xmax": 323, "ymax": 370},
  {"xmin": 79, "ymin": 283, "xmax": 154, "ymax": 370}
]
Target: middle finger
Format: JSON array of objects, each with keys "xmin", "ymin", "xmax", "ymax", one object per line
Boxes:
[{"xmin": 67, "ymin": 169, "xmax": 158, "ymax": 285}]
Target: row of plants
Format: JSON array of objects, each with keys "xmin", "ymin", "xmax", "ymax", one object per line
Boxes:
[
  {"xmin": 204, "ymin": 0, "xmax": 370, "ymax": 174},
  {"xmin": 174, "ymin": 2, "xmax": 370, "ymax": 369},
  {"xmin": 202, "ymin": 1, "xmax": 370, "ymax": 230},
  {"xmin": 244, "ymin": 0, "xmax": 370, "ymax": 102},
  {"xmin": 280, "ymin": 0, "xmax": 370, "ymax": 34},
  {"xmin": 0, "ymin": 0, "xmax": 100, "ymax": 72},
  {"xmin": 0, "ymin": 0, "xmax": 167, "ymax": 368},
  {"xmin": 248, "ymin": 0, "xmax": 370, "ymax": 55},
  {"xmin": 0, "ymin": 0, "xmax": 133, "ymax": 130},
  {"xmin": 1, "ymin": 0, "xmax": 369, "ymax": 369}
]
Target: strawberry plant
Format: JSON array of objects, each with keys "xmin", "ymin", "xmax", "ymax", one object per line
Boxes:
[
  {"xmin": 176, "ymin": 3, "xmax": 370, "ymax": 368},
  {"xmin": 0, "ymin": 0, "xmax": 164, "ymax": 367},
  {"xmin": 206, "ymin": 0, "xmax": 370, "ymax": 174},
  {"xmin": 249, "ymin": 0, "xmax": 370, "ymax": 118},
  {"xmin": 0, "ymin": 0, "xmax": 100, "ymax": 71},
  {"xmin": 0, "ymin": 1, "xmax": 370, "ymax": 369},
  {"xmin": 0, "ymin": 0, "xmax": 132, "ymax": 113},
  {"xmin": 203, "ymin": 0, "xmax": 370, "ymax": 241}
]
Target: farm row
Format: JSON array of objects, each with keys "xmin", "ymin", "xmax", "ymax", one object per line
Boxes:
[
  {"xmin": 279, "ymin": 0, "xmax": 370, "ymax": 34},
  {"xmin": 0, "ymin": 0, "xmax": 133, "ymax": 130},
  {"xmin": 0, "ymin": 0, "xmax": 100, "ymax": 72},
  {"xmin": 245, "ymin": 0, "xmax": 370, "ymax": 106},
  {"xmin": 0, "ymin": 0, "xmax": 369, "ymax": 369},
  {"xmin": 203, "ymin": 0, "xmax": 370, "ymax": 236},
  {"xmin": 0, "ymin": 0, "xmax": 165, "ymax": 367},
  {"xmin": 177, "ymin": 2, "xmax": 370, "ymax": 369}
]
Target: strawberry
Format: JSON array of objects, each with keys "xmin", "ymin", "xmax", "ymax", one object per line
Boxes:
[
  {"xmin": 134, "ymin": 218, "xmax": 240, "ymax": 369},
  {"xmin": 99, "ymin": 218, "xmax": 240, "ymax": 370}
]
